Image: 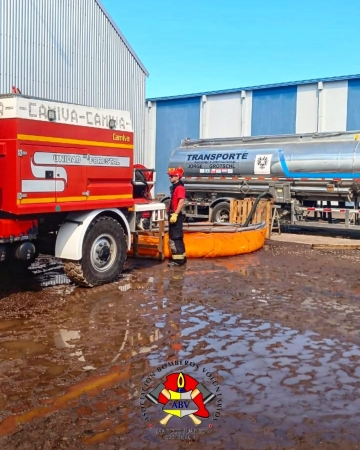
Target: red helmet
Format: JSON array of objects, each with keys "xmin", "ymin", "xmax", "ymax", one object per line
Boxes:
[{"xmin": 167, "ymin": 166, "xmax": 184, "ymax": 178}]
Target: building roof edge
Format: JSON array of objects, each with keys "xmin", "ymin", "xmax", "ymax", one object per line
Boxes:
[
  {"xmin": 146, "ymin": 73, "xmax": 360, "ymax": 102},
  {"xmin": 95, "ymin": 0, "xmax": 149, "ymax": 76}
]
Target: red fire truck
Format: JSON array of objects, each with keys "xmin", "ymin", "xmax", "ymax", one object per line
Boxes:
[{"xmin": 0, "ymin": 93, "xmax": 165, "ymax": 286}]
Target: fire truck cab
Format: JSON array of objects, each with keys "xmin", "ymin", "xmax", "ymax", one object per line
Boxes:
[{"xmin": 0, "ymin": 93, "xmax": 165, "ymax": 286}]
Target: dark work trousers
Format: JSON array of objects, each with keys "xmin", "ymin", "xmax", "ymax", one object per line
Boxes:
[{"xmin": 169, "ymin": 212, "xmax": 186, "ymax": 264}]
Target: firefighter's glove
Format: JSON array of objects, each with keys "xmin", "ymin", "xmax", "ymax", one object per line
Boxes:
[{"xmin": 169, "ymin": 213, "xmax": 178, "ymax": 223}]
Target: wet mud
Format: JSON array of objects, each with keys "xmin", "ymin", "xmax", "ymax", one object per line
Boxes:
[{"xmin": 1, "ymin": 242, "xmax": 360, "ymax": 449}]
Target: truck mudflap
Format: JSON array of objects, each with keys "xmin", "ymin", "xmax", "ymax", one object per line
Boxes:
[{"xmin": 55, "ymin": 208, "xmax": 131, "ymax": 261}]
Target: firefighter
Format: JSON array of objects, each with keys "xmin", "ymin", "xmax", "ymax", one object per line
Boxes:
[{"xmin": 167, "ymin": 166, "xmax": 187, "ymax": 267}]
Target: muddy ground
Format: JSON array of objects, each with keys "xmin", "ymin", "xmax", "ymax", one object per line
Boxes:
[{"xmin": 1, "ymin": 240, "xmax": 360, "ymax": 449}]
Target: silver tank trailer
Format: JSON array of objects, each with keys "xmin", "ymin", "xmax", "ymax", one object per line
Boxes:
[{"xmin": 168, "ymin": 131, "xmax": 360, "ymax": 203}]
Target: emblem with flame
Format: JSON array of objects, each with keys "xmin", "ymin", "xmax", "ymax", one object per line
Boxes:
[{"xmin": 146, "ymin": 372, "xmax": 216, "ymax": 426}]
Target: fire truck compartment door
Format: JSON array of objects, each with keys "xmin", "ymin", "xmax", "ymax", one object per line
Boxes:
[
  {"xmin": 55, "ymin": 208, "xmax": 131, "ymax": 260},
  {"xmin": 19, "ymin": 145, "xmax": 58, "ymax": 203},
  {"xmin": 19, "ymin": 146, "xmax": 87, "ymax": 204},
  {"xmin": 53, "ymin": 149, "xmax": 87, "ymax": 202}
]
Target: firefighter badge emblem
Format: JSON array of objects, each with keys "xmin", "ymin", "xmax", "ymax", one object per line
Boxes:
[{"xmin": 145, "ymin": 371, "xmax": 216, "ymax": 426}]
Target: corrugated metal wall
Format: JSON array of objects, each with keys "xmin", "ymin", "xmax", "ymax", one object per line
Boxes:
[
  {"xmin": 0, "ymin": 0, "xmax": 148, "ymax": 163},
  {"xmin": 154, "ymin": 98, "xmax": 200, "ymax": 195},
  {"xmin": 251, "ymin": 86, "xmax": 297, "ymax": 136}
]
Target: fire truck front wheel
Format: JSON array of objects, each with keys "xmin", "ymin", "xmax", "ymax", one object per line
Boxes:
[{"xmin": 64, "ymin": 216, "xmax": 126, "ymax": 287}]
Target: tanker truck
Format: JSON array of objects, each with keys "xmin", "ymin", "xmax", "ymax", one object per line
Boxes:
[{"xmin": 165, "ymin": 131, "xmax": 360, "ymax": 228}]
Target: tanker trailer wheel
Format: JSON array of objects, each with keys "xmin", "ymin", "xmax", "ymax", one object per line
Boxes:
[
  {"xmin": 64, "ymin": 216, "xmax": 126, "ymax": 287},
  {"xmin": 211, "ymin": 202, "xmax": 230, "ymax": 223}
]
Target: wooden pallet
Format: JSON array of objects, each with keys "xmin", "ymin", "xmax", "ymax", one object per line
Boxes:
[
  {"xmin": 230, "ymin": 198, "xmax": 273, "ymax": 238},
  {"xmin": 128, "ymin": 221, "xmax": 165, "ymax": 260}
]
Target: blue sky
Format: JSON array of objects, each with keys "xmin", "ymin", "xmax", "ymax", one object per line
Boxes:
[{"xmin": 101, "ymin": 0, "xmax": 360, "ymax": 99}]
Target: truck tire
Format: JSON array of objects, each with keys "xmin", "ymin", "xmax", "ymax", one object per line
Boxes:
[
  {"xmin": 211, "ymin": 202, "xmax": 230, "ymax": 223},
  {"xmin": 64, "ymin": 216, "xmax": 126, "ymax": 287}
]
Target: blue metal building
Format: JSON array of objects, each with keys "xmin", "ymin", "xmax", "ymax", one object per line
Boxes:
[{"xmin": 145, "ymin": 74, "xmax": 360, "ymax": 195}]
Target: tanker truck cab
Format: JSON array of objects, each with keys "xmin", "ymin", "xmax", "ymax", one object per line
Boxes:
[{"xmin": 0, "ymin": 93, "xmax": 165, "ymax": 287}]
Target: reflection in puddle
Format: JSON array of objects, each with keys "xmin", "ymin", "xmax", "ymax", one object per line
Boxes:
[
  {"xmin": 54, "ymin": 329, "xmax": 96, "ymax": 371},
  {"xmin": 0, "ymin": 340, "xmax": 49, "ymax": 357}
]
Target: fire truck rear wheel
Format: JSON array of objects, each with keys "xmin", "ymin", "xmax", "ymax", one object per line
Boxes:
[
  {"xmin": 64, "ymin": 216, "xmax": 126, "ymax": 287},
  {"xmin": 211, "ymin": 202, "xmax": 230, "ymax": 223}
]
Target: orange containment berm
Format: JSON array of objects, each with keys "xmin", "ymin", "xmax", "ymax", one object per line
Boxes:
[{"xmin": 131, "ymin": 221, "xmax": 267, "ymax": 259}]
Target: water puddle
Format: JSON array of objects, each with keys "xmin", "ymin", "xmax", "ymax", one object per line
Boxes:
[
  {"xmin": 0, "ymin": 340, "xmax": 49, "ymax": 357},
  {"xmin": 1, "ymin": 249, "xmax": 360, "ymax": 447}
]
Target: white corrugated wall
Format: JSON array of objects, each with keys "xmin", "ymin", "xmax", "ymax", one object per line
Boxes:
[{"xmin": 0, "ymin": 0, "xmax": 148, "ymax": 163}]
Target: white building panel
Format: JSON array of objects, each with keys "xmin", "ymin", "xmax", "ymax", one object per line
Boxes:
[
  {"xmin": 200, "ymin": 93, "xmax": 242, "ymax": 138},
  {"xmin": 241, "ymin": 90, "xmax": 252, "ymax": 136},
  {"xmin": 319, "ymin": 81, "xmax": 348, "ymax": 132},
  {"xmin": 144, "ymin": 101, "xmax": 157, "ymax": 171},
  {"xmin": 296, "ymin": 84, "xmax": 318, "ymax": 133}
]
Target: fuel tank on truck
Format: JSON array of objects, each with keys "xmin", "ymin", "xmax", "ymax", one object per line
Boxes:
[{"xmin": 168, "ymin": 132, "xmax": 360, "ymax": 182}]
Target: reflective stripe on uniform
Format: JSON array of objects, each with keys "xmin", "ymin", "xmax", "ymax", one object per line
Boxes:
[{"xmin": 172, "ymin": 254, "xmax": 185, "ymax": 260}]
